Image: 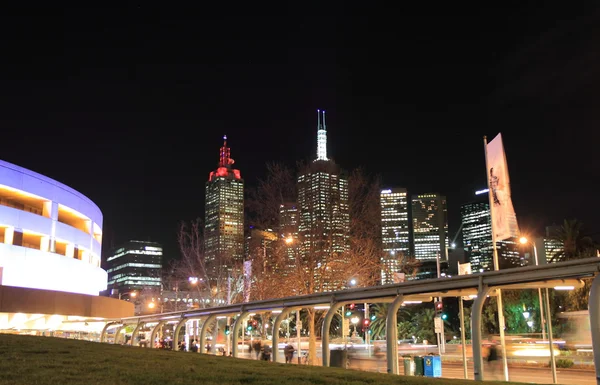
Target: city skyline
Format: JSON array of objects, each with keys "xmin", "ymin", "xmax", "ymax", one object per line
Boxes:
[{"xmin": 1, "ymin": 5, "xmax": 599, "ymax": 261}]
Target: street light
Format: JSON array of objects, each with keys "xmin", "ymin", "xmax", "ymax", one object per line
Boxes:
[
  {"xmin": 519, "ymin": 236, "xmax": 546, "ymax": 340},
  {"xmin": 172, "ymin": 277, "xmax": 200, "ymax": 312},
  {"xmin": 118, "ymin": 291, "xmax": 137, "ymax": 300},
  {"xmin": 350, "ymin": 316, "xmax": 359, "ymax": 335},
  {"xmin": 520, "ymin": 235, "xmax": 558, "ymax": 383}
]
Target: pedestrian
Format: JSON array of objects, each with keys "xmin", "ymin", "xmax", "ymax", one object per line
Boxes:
[
  {"xmin": 190, "ymin": 340, "xmax": 198, "ymax": 353},
  {"xmin": 284, "ymin": 342, "xmax": 295, "ymax": 363},
  {"xmin": 262, "ymin": 344, "xmax": 271, "ymax": 361},
  {"xmin": 252, "ymin": 340, "xmax": 262, "ymax": 360},
  {"xmin": 486, "ymin": 341, "xmax": 500, "ymax": 378}
]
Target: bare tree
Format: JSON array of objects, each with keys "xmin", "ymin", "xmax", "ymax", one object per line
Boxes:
[
  {"xmin": 247, "ymin": 161, "xmax": 384, "ymax": 364},
  {"xmin": 172, "ymin": 218, "xmax": 245, "ymax": 307},
  {"xmin": 246, "ymin": 162, "xmax": 297, "ymax": 229}
]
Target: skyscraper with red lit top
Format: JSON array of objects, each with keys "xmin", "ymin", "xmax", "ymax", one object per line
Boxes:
[{"xmin": 204, "ymin": 136, "xmax": 244, "ymax": 275}]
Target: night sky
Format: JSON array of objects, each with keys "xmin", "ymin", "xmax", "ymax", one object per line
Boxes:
[{"xmin": 1, "ymin": 5, "xmax": 599, "ymax": 261}]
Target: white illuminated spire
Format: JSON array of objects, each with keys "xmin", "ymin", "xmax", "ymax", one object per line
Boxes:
[{"xmin": 316, "ymin": 109, "xmax": 328, "ymax": 161}]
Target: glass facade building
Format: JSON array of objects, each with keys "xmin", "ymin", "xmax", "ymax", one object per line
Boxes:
[
  {"xmin": 380, "ymin": 187, "xmax": 410, "ymax": 284},
  {"xmin": 461, "ymin": 190, "xmax": 525, "ymax": 272},
  {"xmin": 106, "ymin": 240, "xmax": 162, "ymax": 294},
  {"xmin": 411, "ymin": 193, "xmax": 448, "ymax": 261}
]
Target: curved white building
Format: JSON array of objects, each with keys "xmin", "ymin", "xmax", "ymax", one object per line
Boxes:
[{"xmin": 0, "ymin": 159, "xmax": 106, "ymax": 296}]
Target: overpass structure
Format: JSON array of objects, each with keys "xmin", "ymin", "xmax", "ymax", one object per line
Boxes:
[{"xmin": 94, "ymin": 258, "xmax": 600, "ymax": 383}]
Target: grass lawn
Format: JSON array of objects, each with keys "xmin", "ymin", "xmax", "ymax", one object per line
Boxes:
[{"xmin": 0, "ymin": 334, "xmax": 530, "ymax": 385}]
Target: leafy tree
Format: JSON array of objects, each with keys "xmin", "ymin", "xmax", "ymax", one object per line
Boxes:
[
  {"xmin": 549, "ymin": 219, "xmax": 597, "ymax": 262},
  {"xmin": 411, "ymin": 307, "xmax": 435, "ymax": 343}
]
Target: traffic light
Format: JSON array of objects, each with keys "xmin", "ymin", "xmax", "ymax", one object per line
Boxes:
[
  {"xmin": 345, "ymin": 309, "xmax": 352, "ymax": 317},
  {"xmin": 363, "ymin": 319, "xmax": 370, "ymax": 328},
  {"xmin": 247, "ymin": 325, "xmax": 253, "ymax": 331},
  {"xmin": 435, "ymin": 300, "xmax": 447, "ymax": 320},
  {"xmin": 225, "ymin": 325, "xmax": 230, "ymax": 335},
  {"xmin": 349, "ymin": 303, "xmax": 355, "ymax": 310},
  {"xmin": 435, "ymin": 301, "xmax": 443, "ymax": 315},
  {"xmin": 370, "ymin": 314, "xmax": 376, "ymax": 321}
]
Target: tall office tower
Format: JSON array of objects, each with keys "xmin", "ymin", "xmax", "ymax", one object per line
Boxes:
[
  {"xmin": 542, "ymin": 225, "xmax": 564, "ymax": 263},
  {"xmin": 411, "ymin": 193, "xmax": 448, "ymax": 261},
  {"xmin": 460, "ymin": 189, "xmax": 493, "ymax": 272},
  {"xmin": 204, "ymin": 136, "xmax": 245, "ymax": 277},
  {"xmin": 106, "ymin": 240, "xmax": 162, "ymax": 295},
  {"xmin": 380, "ymin": 188, "xmax": 410, "ymax": 284},
  {"xmin": 461, "ymin": 189, "xmax": 524, "ymax": 272},
  {"xmin": 297, "ymin": 110, "xmax": 349, "ymax": 291},
  {"xmin": 279, "ymin": 202, "xmax": 299, "ymax": 239}
]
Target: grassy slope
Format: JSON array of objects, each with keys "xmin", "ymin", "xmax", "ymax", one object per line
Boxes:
[{"xmin": 0, "ymin": 334, "xmax": 523, "ymax": 385}]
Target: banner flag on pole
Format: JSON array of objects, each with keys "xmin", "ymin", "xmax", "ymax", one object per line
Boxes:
[
  {"xmin": 458, "ymin": 262, "xmax": 471, "ymax": 275},
  {"xmin": 243, "ymin": 260, "xmax": 252, "ymax": 302},
  {"xmin": 393, "ymin": 272, "xmax": 405, "ymax": 283},
  {"xmin": 486, "ymin": 133, "xmax": 520, "ymax": 241}
]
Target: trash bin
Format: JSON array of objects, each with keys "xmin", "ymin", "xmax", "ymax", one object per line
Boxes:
[
  {"xmin": 413, "ymin": 356, "xmax": 424, "ymax": 376},
  {"xmin": 403, "ymin": 357, "xmax": 415, "ymax": 375},
  {"xmin": 423, "ymin": 355, "xmax": 442, "ymax": 377},
  {"xmin": 330, "ymin": 349, "xmax": 348, "ymax": 368}
]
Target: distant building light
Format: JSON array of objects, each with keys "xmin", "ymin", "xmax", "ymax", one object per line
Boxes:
[{"xmin": 475, "ymin": 189, "xmax": 489, "ymax": 195}]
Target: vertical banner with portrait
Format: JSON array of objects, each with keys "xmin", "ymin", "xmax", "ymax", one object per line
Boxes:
[
  {"xmin": 243, "ymin": 260, "xmax": 252, "ymax": 302},
  {"xmin": 486, "ymin": 133, "xmax": 520, "ymax": 241}
]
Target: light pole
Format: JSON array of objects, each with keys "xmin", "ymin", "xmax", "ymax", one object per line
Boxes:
[
  {"xmin": 173, "ymin": 276, "xmax": 199, "ymax": 312},
  {"xmin": 296, "ymin": 309, "xmax": 302, "ymax": 364},
  {"xmin": 520, "ymin": 236, "xmax": 557, "ymax": 384},
  {"xmin": 285, "ymin": 236, "xmax": 303, "ymax": 363},
  {"xmin": 519, "ymin": 237, "xmax": 546, "ymax": 340}
]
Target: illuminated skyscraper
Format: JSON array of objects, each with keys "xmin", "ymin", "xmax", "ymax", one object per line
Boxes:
[
  {"xmin": 204, "ymin": 136, "xmax": 244, "ymax": 276},
  {"xmin": 461, "ymin": 190, "xmax": 493, "ymax": 272},
  {"xmin": 380, "ymin": 187, "xmax": 410, "ymax": 284},
  {"xmin": 411, "ymin": 193, "xmax": 448, "ymax": 261},
  {"xmin": 106, "ymin": 240, "xmax": 162, "ymax": 294},
  {"xmin": 297, "ymin": 110, "xmax": 349, "ymax": 291},
  {"xmin": 461, "ymin": 189, "xmax": 524, "ymax": 272},
  {"xmin": 279, "ymin": 202, "xmax": 299, "ymax": 239}
]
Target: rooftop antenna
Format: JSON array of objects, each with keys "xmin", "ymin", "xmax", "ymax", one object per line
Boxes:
[
  {"xmin": 316, "ymin": 109, "xmax": 328, "ymax": 161},
  {"xmin": 317, "ymin": 109, "xmax": 321, "ymax": 129}
]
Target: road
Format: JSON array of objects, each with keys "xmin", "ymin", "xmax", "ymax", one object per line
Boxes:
[
  {"xmin": 349, "ymin": 358, "xmax": 596, "ymax": 385},
  {"xmin": 238, "ymin": 347, "xmax": 596, "ymax": 384}
]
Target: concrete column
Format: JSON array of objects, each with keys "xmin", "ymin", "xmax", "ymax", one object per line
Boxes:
[
  {"xmin": 472, "ymin": 285, "xmax": 491, "ymax": 381},
  {"xmin": 386, "ymin": 294, "xmax": 404, "ymax": 374},
  {"xmin": 3, "ymin": 227, "xmax": 14, "ymax": 244},
  {"xmin": 66, "ymin": 244, "xmax": 75, "ymax": 258},
  {"xmin": 199, "ymin": 314, "xmax": 217, "ymax": 354},
  {"xmin": 49, "ymin": 202, "xmax": 58, "ymax": 252},
  {"xmin": 150, "ymin": 321, "xmax": 167, "ymax": 348},
  {"xmin": 321, "ymin": 303, "xmax": 344, "ymax": 367},
  {"xmin": 588, "ymin": 274, "xmax": 600, "ymax": 385},
  {"xmin": 40, "ymin": 236, "xmax": 50, "ymax": 252},
  {"xmin": 100, "ymin": 322, "xmax": 118, "ymax": 343},
  {"xmin": 232, "ymin": 312, "xmax": 249, "ymax": 358},
  {"xmin": 173, "ymin": 318, "xmax": 187, "ymax": 350},
  {"xmin": 114, "ymin": 325, "xmax": 124, "ymax": 344},
  {"xmin": 272, "ymin": 307, "xmax": 301, "ymax": 363},
  {"xmin": 131, "ymin": 322, "xmax": 144, "ymax": 347}
]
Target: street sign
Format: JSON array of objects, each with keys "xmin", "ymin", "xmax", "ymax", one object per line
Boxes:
[{"xmin": 434, "ymin": 316, "xmax": 443, "ymax": 333}]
